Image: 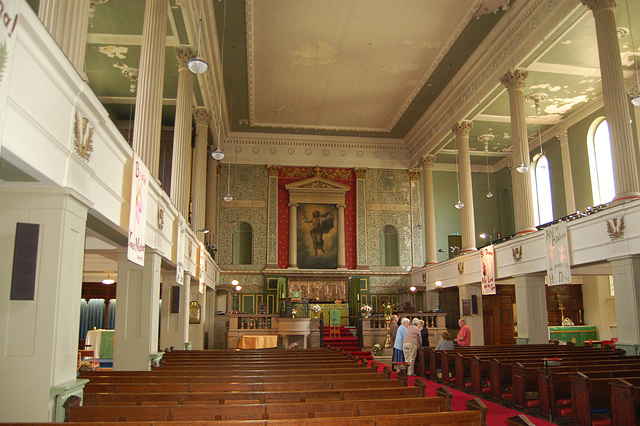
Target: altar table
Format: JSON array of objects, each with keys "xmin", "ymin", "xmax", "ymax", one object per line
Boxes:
[
  {"xmin": 85, "ymin": 329, "xmax": 115, "ymax": 358},
  {"xmin": 549, "ymin": 325, "xmax": 597, "ymax": 346},
  {"xmin": 238, "ymin": 335, "xmax": 278, "ymax": 349}
]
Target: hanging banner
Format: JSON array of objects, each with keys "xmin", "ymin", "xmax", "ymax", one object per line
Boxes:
[
  {"xmin": 480, "ymin": 244, "xmax": 496, "ymax": 295},
  {"xmin": 175, "ymin": 214, "xmax": 185, "ymax": 284},
  {"xmin": 198, "ymin": 241, "xmax": 205, "ymax": 294},
  {"xmin": 0, "ymin": 0, "xmax": 21, "ymax": 156},
  {"xmin": 545, "ymin": 221, "xmax": 571, "ymax": 285},
  {"xmin": 127, "ymin": 153, "xmax": 149, "ymax": 266}
]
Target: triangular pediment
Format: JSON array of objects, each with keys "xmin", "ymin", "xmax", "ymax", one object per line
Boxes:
[{"xmin": 285, "ymin": 176, "xmax": 350, "ymax": 192}]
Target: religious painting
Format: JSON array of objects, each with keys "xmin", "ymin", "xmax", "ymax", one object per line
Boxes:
[{"xmin": 297, "ymin": 203, "xmax": 338, "ymax": 269}]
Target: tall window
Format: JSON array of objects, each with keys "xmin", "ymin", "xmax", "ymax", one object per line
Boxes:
[
  {"xmin": 587, "ymin": 118, "xmax": 615, "ymax": 205},
  {"xmin": 531, "ymin": 153, "xmax": 553, "ymax": 226},
  {"xmin": 380, "ymin": 225, "xmax": 399, "ymax": 266},
  {"xmin": 232, "ymin": 222, "xmax": 252, "ymax": 264}
]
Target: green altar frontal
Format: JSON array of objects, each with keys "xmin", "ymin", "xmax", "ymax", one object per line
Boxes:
[{"xmin": 549, "ymin": 325, "xmax": 598, "ymax": 346}]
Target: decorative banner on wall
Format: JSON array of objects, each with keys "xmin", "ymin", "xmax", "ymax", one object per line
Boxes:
[
  {"xmin": 198, "ymin": 241, "xmax": 205, "ymax": 294},
  {"xmin": 545, "ymin": 221, "xmax": 571, "ymax": 285},
  {"xmin": 127, "ymin": 153, "xmax": 149, "ymax": 266},
  {"xmin": 480, "ymin": 245, "xmax": 496, "ymax": 295},
  {"xmin": 175, "ymin": 214, "xmax": 185, "ymax": 285},
  {"xmin": 0, "ymin": 0, "xmax": 21, "ymax": 158}
]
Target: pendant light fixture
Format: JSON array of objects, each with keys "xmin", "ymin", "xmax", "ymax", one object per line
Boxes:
[
  {"xmin": 454, "ymin": 138, "xmax": 464, "ymax": 209},
  {"xmin": 526, "ymin": 93, "xmax": 548, "ymax": 158},
  {"xmin": 625, "ymin": 0, "xmax": 640, "ymax": 106},
  {"xmin": 478, "ymin": 134, "xmax": 494, "ymax": 198},
  {"xmin": 102, "ymin": 274, "xmax": 115, "ymax": 285},
  {"xmin": 187, "ymin": 9, "xmax": 208, "ymax": 74},
  {"xmin": 223, "ymin": 162, "xmax": 233, "ymax": 202},
  {"xmin": 211, "ymin": 1, "xmax": 227, "ymax": 161}
]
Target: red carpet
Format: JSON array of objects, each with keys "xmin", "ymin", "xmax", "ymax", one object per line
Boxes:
[
  {"xmin": 368, "ymin": 360, "xmax": 555, "ymax": 426},
  {"xmin": 323, "ymin": 326, "xmax": 373, "ymax": 360}
]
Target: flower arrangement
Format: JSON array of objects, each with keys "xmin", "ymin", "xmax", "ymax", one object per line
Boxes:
[
  {"xmin": 310, "ymin": 305, "xmax": 322, "ymax": 313},
  {"xmin": 291, "ymin": 309, "xmax": 297, "ymax": 317},
  {"xmin": 373, "ymin": 343, "xmax": 383, "ymax": 356},
  {"xmin": 361, "ymin": 305, "xmax": 372, "ymax": 313}
]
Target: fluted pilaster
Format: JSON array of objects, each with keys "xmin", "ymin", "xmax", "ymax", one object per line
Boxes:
[
  {"xmin": 337, "ymin": 204, "xmax": 346, "ymax": 269},
  {"xmin": 421, "ymin": 154, "xmax": 437, "ymax": 265},
  {"xmin": 355, "ymin": 168, "xmax": 369, "ymax": 269},
  {"xmin": 38, "ymin": 0, "xmax": 91, "ymax": 78},
  {"xmin": 266, "ymin": 166, "xmax": 280, "ymax": 268},
  {"xmin": 582, "ymin": 0, "xmax": 640, "ymax": 202},
  {"xmin": 191, "ymin": 108, "xmax": 211, "ymax": 241},
  {"xmin": 132, "ymin": 0, "xmax": 168, "ymax": 178},
  {"xmin": 556, "ymin": 129, "xmax": 576, "ymax": 214},
  {"xmin": 170, "ymin": 48, "xmax": 195, "ymax": 218},
  {"xmin": 452, "ymin": 120, "xmax": 476, "ymax": 253},
  {"xmin": 500, "ymin": 69, "xmax": 536, "ymax": 235}
]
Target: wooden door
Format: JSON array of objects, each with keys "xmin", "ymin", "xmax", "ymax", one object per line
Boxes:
[{"xmin": 482, "ymin": 285, "xmax": 515, "ymax": 345}]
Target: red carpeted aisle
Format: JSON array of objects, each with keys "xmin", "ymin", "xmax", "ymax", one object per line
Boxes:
[
  {"xmin": 323, "ymin": 326, "xmax": 373, "ymax": 360},
  {"xmin": 368, "ymin": 360, "xmax": 555, "ymax": 426}
]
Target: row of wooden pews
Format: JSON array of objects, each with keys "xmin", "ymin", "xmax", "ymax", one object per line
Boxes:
[
  {"xmin": 419, "ymin": 344, "xmax": 640, "ymax": 425},
  {"xmin": 68, "ymin": 347, "xmax": 490, "ymax": 425}
]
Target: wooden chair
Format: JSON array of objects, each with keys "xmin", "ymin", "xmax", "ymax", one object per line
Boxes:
[{"xmin": 78, "ymin": 349, "xmax": 100, "ymax": 371}]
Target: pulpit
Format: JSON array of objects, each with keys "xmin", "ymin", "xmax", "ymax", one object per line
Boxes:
[{"xmin": 278, "ymin": 318, "xmax": 311, "ymax": 349}]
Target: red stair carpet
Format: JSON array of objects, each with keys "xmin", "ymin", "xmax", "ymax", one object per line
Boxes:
[{"xmin": 323, "ymin": 326, "xmax": 373, "ymax": 361}]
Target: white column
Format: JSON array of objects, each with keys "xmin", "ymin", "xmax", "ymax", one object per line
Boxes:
[
  {"xmin": 182, "ymin": 275, "xmax": 191, "ymax": 347},
  {"xmin": 452, "ymin": 120, "xmax": 476, "ymax": 253},
  {"xmin": 354, "ymin": 168, "xmax": 369, "ymax": 269},
  {"xmin": 266, "ymin": 166, "xmax": 280, "ymax": 268},
  {"xmin": 582, "ymin": 0, "xmax": 640, "ymax": 202},
  {"xmin": 205, "ymin": 285, "xmax": 217, "ymax": 349},
  {"xmin": 288, "ymin": 203, "xmax": 298, "ymax": 268},
  {"xmin": 500, "ymin": 69, "xmax": 537, "ymax": 235},
  {"xmin": 514, "ymin": 274, "xmax": 548, "ymax": 344},
  {"xmin": 421, "ymin": 155, "xmax": 437, "ymax": 265},
  {"xmin": 131, "ymin": 0, "xmax": 168, "ymax": 178},
  {"xmin": 159, "ymin": 273, "xmax": 187, "ymax": 351},
  {"xmin": 191, "ymin": 108, "xmax": 211, "ymax": 240},
  {"xmin": 189, "ymin": 283, "xmax": 206, "ymax": 350},
  {"xmin": 114, "ymin": 249, "xmax": 162, "ymax": 371},
  {"xmin": 458, "ymin": 284, "xmax": 484, "ymax": 346},
  {"xmin": 337, "ymin": 203, "xmax": 346, "ymax": 269},
  {"xmin": 556, "ymin": 129, "xmax": 576, "ymax": 214},
  {"xmin": 38, "ymin": 0, "xmax": 90, "ymax": 79},
  {"xmin": 170, "ymin": 48, "xmax": 195, "ymax": 218},
  {"xmin": 205, "ymin": 157, "xmax": 219, "ymax": 247},
  {"xmin": 611, "ymin": 255, "xmax": 640, "ymax": 355},
  {"xmin": 0, "ymin": 187, "xmax": 90, "ymax": 422},
  {"xmin": 225, "ymin": 289, "xmax": 233, "ymax": 313}
]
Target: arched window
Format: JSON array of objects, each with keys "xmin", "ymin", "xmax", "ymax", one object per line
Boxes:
[
  {"xmin": 380, "ymin": 225, "xmax": 399, "ymax": 266},
  {"xmin": 531, "ymin": 153, "xmax": 553, "ymax": 226},
  {"xmin": 587, "ymin": 118, "xmax": 615, "ymax": 205},
  {"xmin": 232, "ymin": 222, "xmax": 252, "ymax": 264}
]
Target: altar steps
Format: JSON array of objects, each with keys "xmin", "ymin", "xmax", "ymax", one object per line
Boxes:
[{"xmin": 322, "ymin": 326, "xmax": 373, "ymax": 361}]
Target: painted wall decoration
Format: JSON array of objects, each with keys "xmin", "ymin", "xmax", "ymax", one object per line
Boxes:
[
  {"xmin": 546, "ymin": 221, "xmax": 571, "ymax": 285},
  {"xmin": 297, "ymin": 203, "xmax": 338, "ymax": 269}
]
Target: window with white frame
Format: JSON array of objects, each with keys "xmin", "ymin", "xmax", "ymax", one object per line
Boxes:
[
  {"xmin": 587, "ymin": 118, "xmax": 615, "ymax": 205},
  {"xmin": 531, "ymin": 153, "xmax": 553, "ymax": 226}
]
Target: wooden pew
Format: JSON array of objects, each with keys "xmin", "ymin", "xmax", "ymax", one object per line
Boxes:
[
  {"xmin": 610, "ymin": 377, "xmax": 640, "ymax": 426},
  {"xmin": 571, "ymin": 371, "xmax": 640, "ymax": 426}
]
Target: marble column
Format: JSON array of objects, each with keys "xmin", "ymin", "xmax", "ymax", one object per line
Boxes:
[
  {"xmin": 0, "ymin": 187, "xmax": 90, "ymax": 422},
  {"xmin": 191, "ymin": 108, "xmax": 211, "ymax": 240},
  {"xmin": 114, "ymin": 248, "xmax": 162, "ymax": 371},
  {"xmin": 500, "ymin": 69, "xmax": 537, "ymax": 235},
  {"xmin": 131, "ymin": 0, "xmax": 168, "ymax": 178},
  {"xmin": 266, "ymin": 165, "xmax": 280, "ymax": 268},
  {"xmin": 556, "ymin": 129, "xmax": 576, "ymax": 214},
  {"xmin": 408, "ymin": 169, "xmax": 424, "ymax": 268},
  {"xmin": 170, "ymin": 48, "xmax": 195, "ymax": 218},
  {"xmin": 582, "ymin": 0, "xmax": 640, "ymax": 202},
  {"xmin": 159, "ymin": 272, "xmax": 187, "ymax": 351},
  {"xmin": 38, "ymin": 0, "xmax": 90, "ymax": 79},
  {"xmin": 610, "ymin": 255, "xmax": 640, "ymax": 355},
  {"xmin": 514, "ymin": 274, "xmax": 548, "ymax": 344},
  {"xmin": 288, "ymin": 203, "xmax": 298, "ymax": 268},
  {"xmin": 452, "ymin": 120, "xmax": 476, "ymax": 253},
  {"xmin": 421, "ymin": 154, "xmax": 437, "ymax": 265},
  {"xmin": 225, "ymin": 289, "xmax": 233, "ymax": 314},
  {"xmin": 355, "ymin": 168, "xmax": 369, "ymax": 269},
  {"xmin": 337, "ymin": 203, "xmax": 346, "ymax": 269}
]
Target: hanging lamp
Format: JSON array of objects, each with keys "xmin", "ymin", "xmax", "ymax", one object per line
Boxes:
[
  {"xmin": 478, "ymin": 134, "xmax": 494, "ymax": 198},
  {"xmin": 187, "ymin": 10, "xmax": 208, "ymax": 74},
  {"xmin": 625, "ymin": 0, "xmax": 640, "ymax": 106},
  {"xmin": 454, "ymin": 138, "xmax": 464, "ymax": 209},
  {"xmin": 211, "ymin": 1, "xmax": 228, "ymax": 160}
]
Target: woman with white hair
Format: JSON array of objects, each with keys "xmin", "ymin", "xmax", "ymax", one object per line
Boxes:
[
  {"xmin": 393, "ymin": 317, "xmax": 410, "ymax": 363},
  {"xmin": 402, "ymin": 317, "xmax": 422, "ymax": 375}
]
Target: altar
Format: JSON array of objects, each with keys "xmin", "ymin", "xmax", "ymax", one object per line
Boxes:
[
  {"xmin": 85, "ymin": 329, "xmax": 115, "ymax": 358},
  {"xmin": 549, "ymin": 325, "xmax": 598, "ymax": 346}
]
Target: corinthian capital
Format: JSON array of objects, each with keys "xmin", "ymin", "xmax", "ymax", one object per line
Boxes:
[
  {"xmin": 421, "ymin": 154, "xmax": 436, "ymax": 168},
  {"xmin": 499, "ymin": 69, "xmax": 529, "ymax": 91},
  {"xmin": 193, "ymin": 108, "xmax": 212, "ymax": 125},
  {"xmin": 580, "ymin": 0, "xmax": 617, "ymax": 12},
  {"xmin": 451, "ymin": 120, "xmax": 474, "ymax": 137},
  {"xmin": 176, "ymin": 47, "xmax": 196, "ymax": 69}
]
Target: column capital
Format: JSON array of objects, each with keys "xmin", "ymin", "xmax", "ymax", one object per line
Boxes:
[
  {"xmin": 336, "ymin": 203, "xmax": 346, "ymax": 209},
  {"xmin": 580, "ymin": 0, "xmax": 616, "ymax": 12},
  {"xmin": 556, "ymin": 128, "xmax": 569, "ymax": 145},
  {"xmin": 451, "ymin": 120, "xmax": 473, "ymax": 136},
  {"xmin": 176, "ymin": 47, "xmax": 196, "ymax": 69},
  {"xmin": 499, "ymin": 69, "xmax": 529, "ymax": 90},
  {"xmin": 267, "ymin": 165, "xmax": 281, "ymax": 177},
  {"xmin": 288, "ymin": 202, "xmax": 298, "ymax": 208},
  {"xmin": 193, "ymin": 108, "xmax": 211, "ymax": 125},
  {"xmin": 354, "ymin": 168, "xmax": 368, "ymax": 179},
  {"xmin": 421, "ymin": 154, "xmax": 436, "ymax": 167},
  {"xmin": 408, "ymin": 169, "xmax": 421, "ymax": 181}
]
